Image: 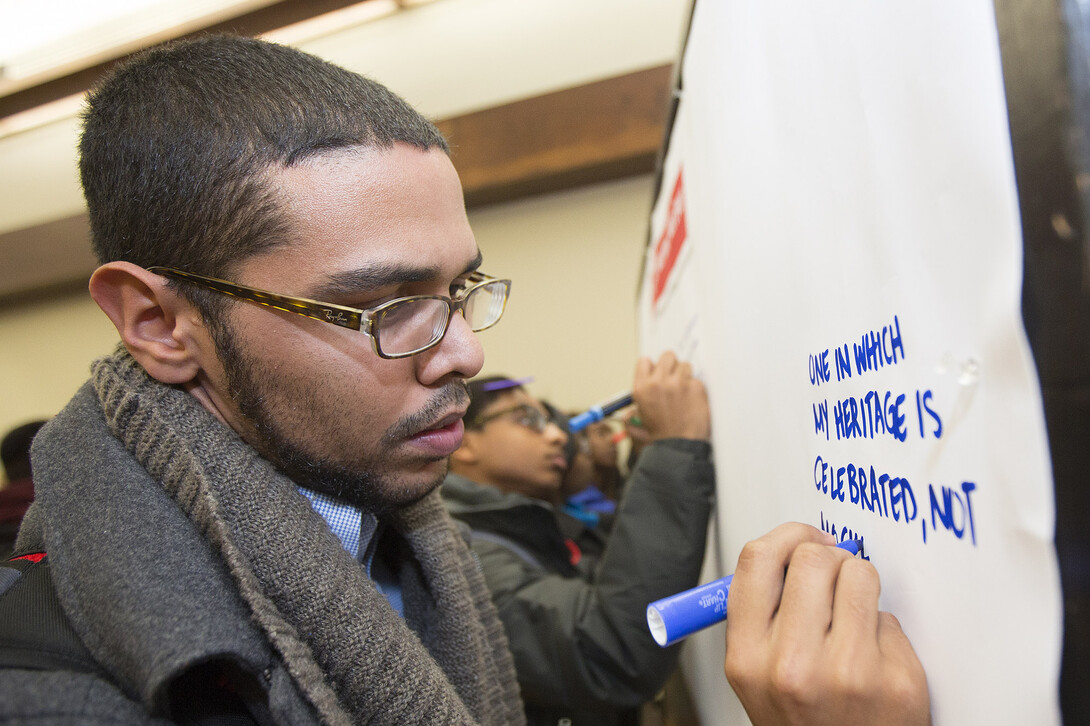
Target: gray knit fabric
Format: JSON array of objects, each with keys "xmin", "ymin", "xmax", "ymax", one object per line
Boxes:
[{"xmin": 90, "ymin": 350, "xmax": 524, "ymax": 726}]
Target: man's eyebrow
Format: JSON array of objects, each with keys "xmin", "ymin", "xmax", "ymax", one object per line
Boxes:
[{"xmin": 309, "ymin": 251, "xmax": 484, "ymax": 301}]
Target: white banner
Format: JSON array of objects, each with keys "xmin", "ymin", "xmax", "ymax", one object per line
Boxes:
[{"xmin": 639, "ymin": 2, "xmax": 1062, "ymax": 724}]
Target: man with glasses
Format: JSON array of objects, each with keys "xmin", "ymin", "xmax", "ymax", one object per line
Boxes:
[
  {"xmin": 0, "ymin": 33, "xmax": 929, "ymax": 726},
  {"xmin": 0, "ymin": 35, "xmax": 521, "ymax": 725},
  {"xmin": 444, "ymin": 355, "xmax": 715, "ymax": 725}
]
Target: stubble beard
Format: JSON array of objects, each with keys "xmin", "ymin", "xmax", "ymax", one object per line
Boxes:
[{"xmin": 210, "ymin": 322, "xmax": 466, "ymax": 514}]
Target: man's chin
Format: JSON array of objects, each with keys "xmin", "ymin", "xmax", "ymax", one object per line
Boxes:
[
  {"xmin": 388, "ymin": 460, "xmax": 452, "ymax": 504},
  {"xmin": 298, "ymin": 460, "xmax": 450, "ymax": 514}
]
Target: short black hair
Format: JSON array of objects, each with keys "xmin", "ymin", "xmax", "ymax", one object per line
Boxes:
[
  {"xmin": 465, "ymin": 376, "xmax": 525, "ymax": 428},
  {"xmin": 79, "ymin": 34, "xmax": 450, "ymax": 322}
]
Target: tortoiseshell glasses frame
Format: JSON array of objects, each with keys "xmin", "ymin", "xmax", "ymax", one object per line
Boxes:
[{"xmin": 147, "ymin": 266, "xmax": 511, "ymax": 359}]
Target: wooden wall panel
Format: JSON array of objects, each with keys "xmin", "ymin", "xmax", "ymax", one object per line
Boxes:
[{"xmin": 437, "ymin": 65, "xmax": 673, "ymax": 206}]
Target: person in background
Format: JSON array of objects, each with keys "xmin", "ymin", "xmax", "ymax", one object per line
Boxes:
[
  {"xmin": 556, "ymin": 423, "xmax": 615, "ymax": 531},
  {"xmin": 560, "ymin": 418, "xmax": 624, "ymax": 529},
  {"xmin": 443, "ymin": 352, "xmax": 715, "ymax": 726},
  {"xmin": 0, "ymin": 420, "xmax": 47, "ymax": 559},
  {"xmin": 584, "ymin": 418, "xmax": 625, "ymax": 501}
]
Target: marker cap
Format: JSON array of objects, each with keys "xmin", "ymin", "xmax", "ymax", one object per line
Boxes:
[
  {"xmin": 568, "ymin": 408, "xmax": 604, "ymax": 433},
  {"xmin": 646, "ymin": 575, "xmax": 734, "ymax": 647}
]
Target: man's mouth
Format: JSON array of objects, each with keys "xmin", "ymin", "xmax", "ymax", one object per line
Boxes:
[{"xmin": 405, "ymin": 410, "xmax": 467, "ymax": 459}]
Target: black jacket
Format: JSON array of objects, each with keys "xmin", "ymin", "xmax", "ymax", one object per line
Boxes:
[{"xmin": 442, "ymin": 438, "xmax": 715, "ymax": 726}]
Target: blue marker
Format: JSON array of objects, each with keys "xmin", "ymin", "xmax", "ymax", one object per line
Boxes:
[
  {"xmin": 568, "ymin": 392, "xmax": 634, "ymax": 433},
  {"xmin": 646, "ymin": 539, "xmax": 863, "ymax": 647}
]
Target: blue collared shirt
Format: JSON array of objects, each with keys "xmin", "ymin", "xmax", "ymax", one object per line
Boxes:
[{"xmin": 297, "ymin": 487, "xmax": 404, "ymax": 615}]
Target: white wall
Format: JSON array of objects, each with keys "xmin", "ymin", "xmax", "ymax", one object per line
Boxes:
[
  {"xmin": 470, "ymin": 175, "xmax": 654, "ymax": 409},
  {"xmin": 0, "ymin": 293, "xmax": 119, "ymax": 444}
]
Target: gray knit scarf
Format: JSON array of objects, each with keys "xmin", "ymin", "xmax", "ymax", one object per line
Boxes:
[{"xmin": 91, "ymin": 351, "xmax": 524, "ymax": 726}]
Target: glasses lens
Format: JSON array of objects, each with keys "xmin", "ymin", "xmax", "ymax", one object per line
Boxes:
[
  {"xmin": 512, "ymin": 406, "xmax": 549, "ymax": 433},
  {"xmin": 474, "ymin": 404, "xmax": 550, "ymax": 432},
  {"xmin": 463, "ymin": 280, "xmax": 509, "ymax": 332},
  {"xmin": 374, "ymin": 298, "xmax": 450, "ymax": 356}
]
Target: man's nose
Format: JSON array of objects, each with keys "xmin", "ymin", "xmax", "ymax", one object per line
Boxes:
[{"xmin": 414, "ymin": 311, "xmax": 485, "ymax": 385}]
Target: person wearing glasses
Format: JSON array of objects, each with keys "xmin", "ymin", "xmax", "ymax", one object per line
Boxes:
[
  {"xmin": 0, "ymin": 33, "xmax": 930, "ymax": 726},
  {"xmin": 443, "ymin": 354, "xmax": 716, "ymax": 726},
  {"xmin": 0, "ymin": 35, "xmax": 522, "ymax": 726}
]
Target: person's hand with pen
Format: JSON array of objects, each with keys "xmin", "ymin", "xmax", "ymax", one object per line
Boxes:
[
  {"xmin": 566, "ymin": 352, "xmax": 707, "ymax": 454},
  {"xmin": 630, "ymin": 351, "xmax": 711, "ymax": 443},
  {"xmin": 724, "ymin": 523, "xmax": 932, "ymax": 726}
]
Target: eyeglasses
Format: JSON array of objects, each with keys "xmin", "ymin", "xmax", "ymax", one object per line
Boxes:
[
  {"xmin": 148, "ymin": 266, "xmax": 511, "ymax": 359},
  {"xmin": 470, "ymin": 404, "xmax": 553, "ymax": 433}
]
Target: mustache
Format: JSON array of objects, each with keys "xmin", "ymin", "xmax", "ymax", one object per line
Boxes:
[{"xmin": 385, "ymin": 381, "xmax": 471, "ymax": 441}]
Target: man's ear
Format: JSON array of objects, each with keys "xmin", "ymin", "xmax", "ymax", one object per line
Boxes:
[{"xmin": 88, "ymin": 261, "xmax": 207, "ymax": 385}]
